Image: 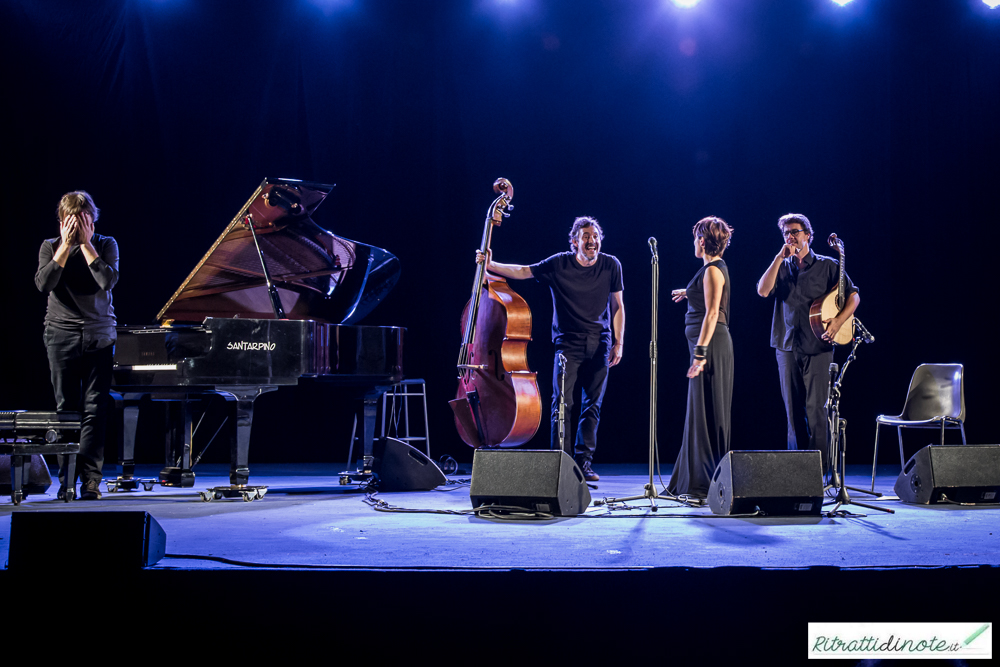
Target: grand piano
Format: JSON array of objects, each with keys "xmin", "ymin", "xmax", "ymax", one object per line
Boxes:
[{"xmin": 112, "ymin": 178, "xmax": 404, "ymax": 498}]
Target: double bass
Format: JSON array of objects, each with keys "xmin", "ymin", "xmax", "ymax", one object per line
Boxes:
[{"xmin": 450, "ymin": 178, "xmax": 542, "ymax": 448}]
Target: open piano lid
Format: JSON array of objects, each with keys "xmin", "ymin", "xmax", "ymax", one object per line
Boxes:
[{"xmin": 156, "ymin": 178, "xmax": 399, "ymax": 325}]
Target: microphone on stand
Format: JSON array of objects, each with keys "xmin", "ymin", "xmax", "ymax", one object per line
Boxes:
[
  {"xmin": 826, "ymin": 362, "xmax": 840, "ymax": 406},
  {"xmin": 854, "ymin": 318, "xmax": 875, "ymax": 344},
  {"xmin": 557, "ymin": 351, "xmax": 567, "ymax": 370},
  {"xmin": 648, "ymin": 237, "xmax": 658, "ymax": 256}
]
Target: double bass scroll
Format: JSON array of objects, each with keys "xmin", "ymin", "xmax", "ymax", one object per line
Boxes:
[{"xmin": 450, "ymin": 178, "xmax": 542, "ymax": 448}]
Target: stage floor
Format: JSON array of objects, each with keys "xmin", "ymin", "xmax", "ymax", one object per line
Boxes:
[{"xmin": 2, "ymin": 464, "xmax": 997, "ymax": 571}]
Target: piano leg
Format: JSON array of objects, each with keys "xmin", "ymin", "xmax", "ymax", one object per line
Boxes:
[
  {"xmin": 360, "ymin": 392, "xmax": 379, "ymax": 475},
  {"xmin": 218, "ymin": 386, "xmax": 277, "ymax": 487},
  {"xmin": 159, "ymin": 398, "xmax": 196, "ymax": 487},
  {"xmin": 121, "ymin": 395, "xmax": 140, "ymax": 482},
  {"xmin": 106, "ymin": 391, "xmax": 144, "ymax": 492},
  {"xmin": 341, "ymin": 385, "xmax": 392, "ymax": 483}
]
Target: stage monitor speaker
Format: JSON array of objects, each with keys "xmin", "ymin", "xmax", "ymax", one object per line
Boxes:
[
  {"xmin": 8, "ymin": 511, "xmax": 166, "ymax": 570},
  {"xmin": 708, "ymin": 450, "xmax": 824, "ymax": 516},
  {"xmin": 373, "ymin": 437, "xmax": 446, "ymax": 491},
  {"xmin": 469, "ymin": 449, "xmax": 591, "ymax": 516},
  {"xmin": 894, "ymin": 444, "xmax": 1000, "ymax": 504},
  {"xmin": 0, "ymin": 454, "xmax": 53, "ymax": 495}
]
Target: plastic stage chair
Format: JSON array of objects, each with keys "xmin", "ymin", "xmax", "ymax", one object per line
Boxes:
[{"xmin": 870, "ymin": 363, "xmax": 966, "ymax": 491}]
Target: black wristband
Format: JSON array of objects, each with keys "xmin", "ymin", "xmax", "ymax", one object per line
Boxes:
[{"xmin": 694, "ymin": 345, "xmax": 708, "ymax": 358}]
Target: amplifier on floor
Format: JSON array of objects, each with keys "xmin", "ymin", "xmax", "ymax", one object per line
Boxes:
[
  {"xmin": 469, "ymin": 449, "xmax": 591, "ymax": 516},
  {"xmin": 8, "ymin": 511, "xmax": 166, "ymax": 570},
  {"xmin": 895, "ymin": 444, "xmax": 1000, "ymax": 504},
  {"xmin": 708, "ymin": 450, "xmax": 824, "ymax": 516}
]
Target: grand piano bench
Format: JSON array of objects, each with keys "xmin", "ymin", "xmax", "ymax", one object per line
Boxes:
[{"xmin": 0, "ymin": 443, "xmax": 80, "ymax": 505}]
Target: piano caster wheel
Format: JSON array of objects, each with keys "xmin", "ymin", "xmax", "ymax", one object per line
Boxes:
[
  {"xmin": 204, "ymin": 485, "xmax": 267, "ymax": 501},
  {"xmin": 340, "ymin": 475, "xmax": 351, "ymax": 485},
  {"xmin": 12, "ymin": 491, "xmax": 24, "ymax": 506},
  {"xmin": 106, "ymin": 477, "xmax": 147, "ymax": 493},
  {"xmin": 241, "ymin": 488, "xmax": 267, "ymax": 501}
]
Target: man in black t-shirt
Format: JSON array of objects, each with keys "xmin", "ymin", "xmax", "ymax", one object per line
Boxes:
[
  {"xmin": 756, "ymin": 213, "xmax": 858, "ymax": 471},
  {"xmin": 480, "ymin": 217, "xmax": 624, "ymax": 481},
  {"xmin": 35, "ymin": 191, "xmax": 119, "ymax": 500}
]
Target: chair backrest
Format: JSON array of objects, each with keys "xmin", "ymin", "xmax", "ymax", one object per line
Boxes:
[{"xmin": 900, "ymin": 363, "xmax": 965, "ymax": 422}]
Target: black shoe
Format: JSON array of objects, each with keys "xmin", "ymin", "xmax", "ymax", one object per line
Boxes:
[
  {"xmin": 579, "ymin": 460, "xmax": 600, "ymax": 482},
  {"xmin": 57, "ymin": 486, "xmax": 68, "ymax": 501},
  {"xmin": 80, "ymin": 479, "xmax": 102, "ymax": 500}
]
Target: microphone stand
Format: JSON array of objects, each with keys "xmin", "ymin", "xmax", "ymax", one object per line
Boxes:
[
  {"xmin": 555, "ymin": 352, "xmax": 567, "ymax": 453},
  {"xmin": 595, "ymin": 238, "xmax": 676, "ymax": 510},
  {"xmin": 824, "ymin": 317, "xmax": 893, "ymax": 516}
]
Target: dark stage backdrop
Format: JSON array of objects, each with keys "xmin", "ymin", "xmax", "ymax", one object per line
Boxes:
[{"xmin": 3, "ymin": 0, "xmax": 998, "ymax": 468}]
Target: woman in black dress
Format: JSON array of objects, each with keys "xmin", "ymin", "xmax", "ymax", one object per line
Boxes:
[{"xmin": 667, "ymin": 216, "xmax": 734, "ymax": 499}]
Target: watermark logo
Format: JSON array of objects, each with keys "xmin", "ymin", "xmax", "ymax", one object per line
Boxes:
[
  {"xmin": 226, "ymin": 341, "xmax": 276, "ymax": 351},
  {"xmin": 808, "ymin": 622, "xmax": 991, "ymax": 659}
]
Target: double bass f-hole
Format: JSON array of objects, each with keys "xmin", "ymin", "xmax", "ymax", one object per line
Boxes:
[
  {"xmin": 449, "ymin": 178, "xmax": 542, "ymax": 449},
  {"xmin": 489, "ymin": 349, "xmax": 503, "ymax": 381}
]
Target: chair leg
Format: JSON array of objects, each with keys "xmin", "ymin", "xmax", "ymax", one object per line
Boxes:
[
  {"xmin": 960, "ymin": 422, "xmax": 967, "ymax": 445},
  {"xmin": 897, "ymin": 426, "xmax": 905, "ymax": 471},
  {"xmin": 419, "ymin": 382, "xmax": 431, "ymax": 458},
  {"xmin": 871, "ymin": 421, "xmax": 881, "ymax": 492},
  {"xmin": 10, "ymin": 454, "xmax": 26, "ymax": 505},
  {"xmin": 64, "ymin": 454, "xmax": 76, "ymax": 501},
  {"xmin": 940, "ymin": 420, "xmax": 945, "ymax": 445}
]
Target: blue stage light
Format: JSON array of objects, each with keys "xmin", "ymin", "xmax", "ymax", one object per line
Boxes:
[
  {"xmin": 474, "ymin": 0, "xmax": 539, "ymax": 21},
  {"xmin": 305, "ymin": 0, "xmax": 353, "ymax": 12},
  {"xmin": 670, "ymin": 0, "xmax": 701, "ymax": 7},
  {"xmin": 984, "ymin": 0, "xmax": 1000, "ymax": 8},
  {"xmin": 831, "ymin": 0, "xmax": 854, "ymax": 6}
]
